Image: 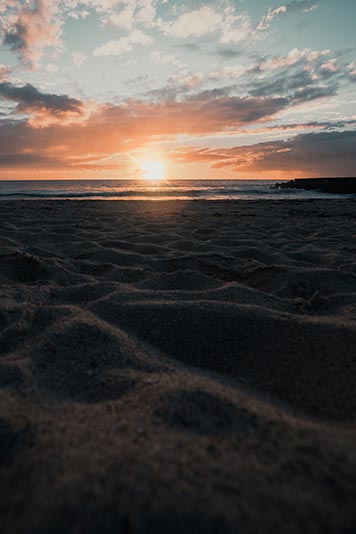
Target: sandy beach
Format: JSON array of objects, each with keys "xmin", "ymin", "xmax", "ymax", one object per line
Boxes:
[{"xmin": 1, "ymin": 199, "xmax": 356, "ymax": 533}]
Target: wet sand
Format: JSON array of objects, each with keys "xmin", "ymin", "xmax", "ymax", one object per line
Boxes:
[{"xmin": 1, "ymin": 199, "xmax": 356, "ymax": 533}]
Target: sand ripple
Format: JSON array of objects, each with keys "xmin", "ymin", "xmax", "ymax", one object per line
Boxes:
[{"xmin": 1, "ymin": 200, "xmax": 356, "ymax": 534}]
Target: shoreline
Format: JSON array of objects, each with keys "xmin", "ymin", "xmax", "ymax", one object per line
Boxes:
[
  {"xmin": 0, "ymin": 197, "xmax": 355, "ymax": 202},
  {"xmin": 1, "ymin": 179, "xmax": 355, "ymax": 202}
]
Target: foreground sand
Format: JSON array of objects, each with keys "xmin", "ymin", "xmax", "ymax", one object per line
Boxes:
[{"xmin": 1, "ymin": 199, "xmax": 356, "ymax": 533}]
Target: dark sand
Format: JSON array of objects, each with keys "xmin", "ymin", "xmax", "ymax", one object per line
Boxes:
[{"xmin": 1, "ymin": 199, "xmax": 356, "ymax": 533}]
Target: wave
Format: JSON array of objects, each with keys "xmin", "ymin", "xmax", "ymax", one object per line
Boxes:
[
  {"xmin": 0, "ymin": 189, "xmax": 271, "ymax": 198},
  {"xmin": 0, "ymin": 180, "xmax": 349, "ymax": 200},
  {"xmin": 0, "ymin": 190, "xmax": 208, "ymax": 198}
]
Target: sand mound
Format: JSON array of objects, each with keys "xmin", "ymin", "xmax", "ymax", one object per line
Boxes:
[
  {"xmin": 94, "ymin": 299, "xmax": 356, "ymax": 419},
  {"xmin": 0, "ymin": 251, "xmax": 47, "ymax": 283},
  {"xmin": 76, "ymin": 248, "xmax": 149, "ymax": 267},
  {"xmin": 137, "ymin": 270, "xmax": 221, "ymax": 291},
  {"xmin": 156, "ymin": 389, "xmax": 253, "ymax": 435},
  {"xmin": 243, "ymin": 265, "xmax": 356, "ymax": 298},
  {"xmin": 31, "ymin": 316, "xmax": 158, "ymax": 401},
  {"xmin": 101, "ymin": 240, "xmax": 169, "ymax": 255},
  {"xmin": 0, "ymin": 305, "xmax": 72, "ymax": 357}
]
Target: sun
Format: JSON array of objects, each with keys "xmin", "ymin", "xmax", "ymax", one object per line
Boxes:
[{"xmin": 140, "ymin": 160, "xmax": 165, "ymax": 181}]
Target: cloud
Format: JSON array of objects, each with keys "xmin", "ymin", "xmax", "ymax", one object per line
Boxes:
[
  {"xmin": 175, "ymin": 131, "xmax": 356, "ymax": 177},
  {"xmin": 0, "ymin": 0, "xmax": 157, "ymax": 66},
  {"xmin": 246, "ymin": 48, "xmax": 349, "ymax": 103},
  {"xmin": 216, "ymin": 48, "xmax": 243, "ymax": 59},
  {"xmin": 209, "ymin": 65, "xmax": 246, "ymax": 81},
  {"xmin": 145, "ymin": 77, "xmax": 205, "ymax": 102},
  {"xmin": 1, "ymin": 0, "xmax": 62, "ymax": 68},
  {"xmin": 160, "ymin": 5, "xmax": 255, "ymax": 45},
  {"xmin": 103, "ymin": 0, "xmax": 157, "ymax": 30},
  {"xmin": 0, "ymin": 85, "xmax": 291, "ymax": 171},
  {"xmin": 162, "ymin": 6, "xmax": 223, "ymax": 39},
  {"xmin": 0, "ymin": 151, "xmax": 65, "ymax": 168},
  {"xmin": 291, "ymin": 84, "xmax": 337, "ymax": 102},
  {"xmin": 286, "ymin": 0, "xmax": 320, "ymax": 13},
  {"xmin": 249, "ymin": 69, "xmax": 337, "ymax": 101},
  {"xmin": 259, "ymin": 48, "xmax": 330, "ymax": 71},
  {"xmin": 0, "ymin": 81, "xmax": 92, "ymax": 126},
  {"xmin": 348, "ymin": 62, "xmax": 356, "ymax": 81},
  {"xmin": 3, "ymin": 126, "xmax": 355, "ymax": 178},
  {"xmin": 232, "ymin": 119, "xmax": 356, "ymax": 135},
  {"xmin": 258, "ymin": 1, "xmax": 319, "ymax": 30},
  {"xmin": 94, "ymin": 29, "xmax": 153, "ymax": 56},
  {"xmin": 173, "ymin": 42, "xmax": 201, "ymax": 53},
  {"xmin": 220, "ymin": 12, "xmax": 255, "ymax": 44},
  {"xmin": 150, "ymin": 50, "xmax": 185, "ymax": 69},
  {"xmin": 257, "ymin": 5, "xmax": 287, "ymax": 30},
  {"xmin": 103, "ymin": 3, "xmax": 136, "ymax": 30},
  {"xmin": 0, "ymin": 75, "xmax": 353, "ymax": 176},
  {"xmin": 86, "ymin": 92, "xmax": 290, "ymax": 137},
  {"xmin": 0, "ymin": 64, "xmax": 11, "ymax": 80},
  {"xmin": 73, "ymin": 51, "xmax": 88, "ymax": 66}
]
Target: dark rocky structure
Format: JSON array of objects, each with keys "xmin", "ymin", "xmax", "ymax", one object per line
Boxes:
[{"xmin": 273, "ymin": 178, "xmax": 356, "ymax": 194}]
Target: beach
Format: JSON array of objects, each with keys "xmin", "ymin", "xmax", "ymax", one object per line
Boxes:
[{"xmin": 1, "ymin": 198, "xmax": 356, "ymax": 533}]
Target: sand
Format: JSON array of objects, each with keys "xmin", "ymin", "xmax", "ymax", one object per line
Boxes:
[{"xmin": 1, "ymin": 199, "xmax": 356, "ymax": 533}]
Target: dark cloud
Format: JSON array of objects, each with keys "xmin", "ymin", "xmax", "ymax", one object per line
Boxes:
[
  {"xmin": 176, "ymin": 131, "xmax": 356, "ymax": 177},
  {"xmin": 249, "ymin": 69, "xmax": 317, "ymax": 97},
  {"xmin": 216, "ymin": 48, "xmax": 243, "ymax": 59},
  {"xmin": 173, "ymin": 43, "xmax": 201, "ymax": 52},
  {"xmin": 253, "ymin": 119, "xmax": 356, "ymax": 132},
  {"xmin": 0, "ymin": 82, "xmax": 83, "ymax": 114},
  {"xmin": 0, "ymin": 152, "xmax": 63, "ymax": 167},
  {"xmin": 0, "ymin": 82, "xmax": 87, "ymax": 126},
  {"xmin": 292, "ymin": 84, "xmax": 338, "ymax": 102},
  {"xmin": 251, "ymin": 130, "xmax": 356, "ymax": 175},
  {"xmin": 3, "ymin": 24, "xmax": 27, "ymax": 53}
]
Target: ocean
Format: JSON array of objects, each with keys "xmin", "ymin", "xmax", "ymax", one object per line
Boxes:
[{"xmin": 0, "ymin": 179, "xmax": 352, "ymax": 201}]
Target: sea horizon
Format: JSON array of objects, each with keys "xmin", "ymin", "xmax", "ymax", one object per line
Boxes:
[{"xmin": 0, "ymin": 178, "xmax": 354, "ymax": 201}]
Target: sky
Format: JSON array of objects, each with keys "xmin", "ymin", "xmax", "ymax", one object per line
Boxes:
[{"xmin": 0, "ymin": 0, "xmax": 355, "ymax": 180}]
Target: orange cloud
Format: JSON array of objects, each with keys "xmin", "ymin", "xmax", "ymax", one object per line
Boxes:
[
  {"xmin": 0, "ymin": 82, "xmax": 354, "ymax": 178},
  {"xmin": 0, "ymin": 91, "xmax": 290, "ymax": 170}
]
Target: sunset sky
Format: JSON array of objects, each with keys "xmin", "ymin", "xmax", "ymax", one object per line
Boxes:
[{"xmin": 0, "ymin": 0, "xmax": 355, "ymax": 180}]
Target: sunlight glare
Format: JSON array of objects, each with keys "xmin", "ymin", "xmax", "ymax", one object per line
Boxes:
[{"xmin": 140, "ymin": 160, "xmax": 165, "ymax": 181}]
